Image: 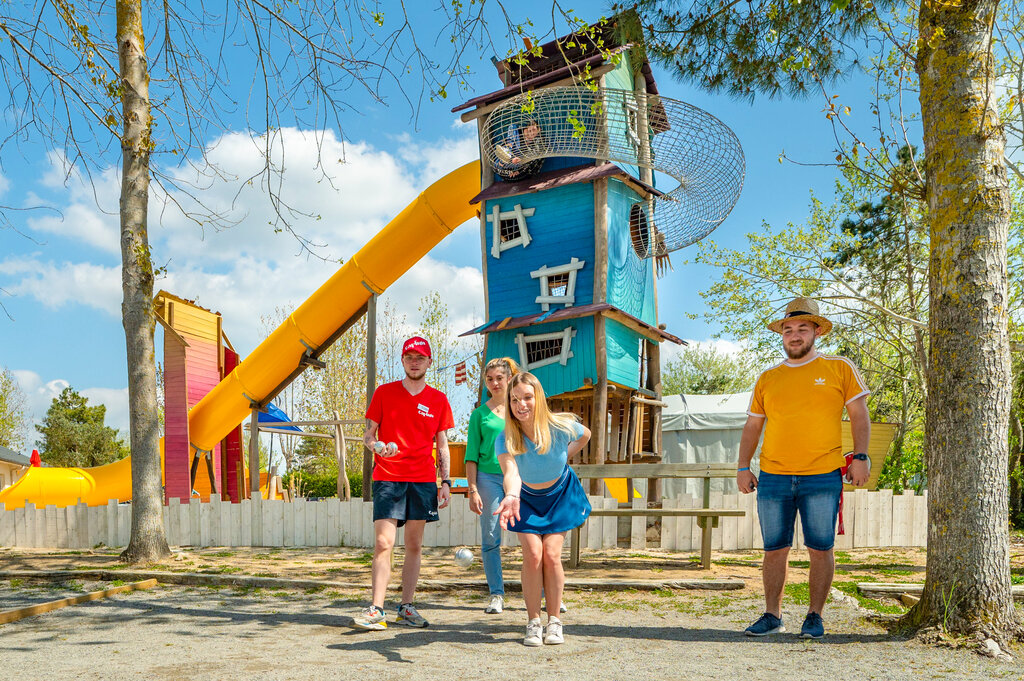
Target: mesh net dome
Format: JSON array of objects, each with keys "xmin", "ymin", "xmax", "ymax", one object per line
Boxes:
[{"xmin": 482, "ymin": 86, "xmax": 745, "ymax": 254}]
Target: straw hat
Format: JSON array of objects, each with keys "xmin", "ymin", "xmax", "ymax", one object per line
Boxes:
[{"xmin": 767, "ymin": 297, "xmax": 833, "ymax": 335}]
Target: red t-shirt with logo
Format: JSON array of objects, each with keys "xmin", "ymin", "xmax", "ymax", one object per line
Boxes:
[{"xmin": 366, "ymin": 381, "xmax": 454, "ymax": 482}]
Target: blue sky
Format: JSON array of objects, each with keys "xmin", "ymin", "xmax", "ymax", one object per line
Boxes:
[{"xmin": 0, "ymin": 2, "xmax": 885, "ymax": 441}]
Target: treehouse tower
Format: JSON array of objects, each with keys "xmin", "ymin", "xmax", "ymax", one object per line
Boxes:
[{"xmin": 453, "ymin": 14, "xmax": 744, "ymax": 475}]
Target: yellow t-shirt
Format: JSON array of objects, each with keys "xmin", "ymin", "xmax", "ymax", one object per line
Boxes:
[{"xmin": 748, "ymin": 354, "xmax": 869, "ymax": 475}]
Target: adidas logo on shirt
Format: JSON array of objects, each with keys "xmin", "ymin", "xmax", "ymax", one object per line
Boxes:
[{"xmin": 814, "ymin": 377, "xmax": 826, "ymax": 386}]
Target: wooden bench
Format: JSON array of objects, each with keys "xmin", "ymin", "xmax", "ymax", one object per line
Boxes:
[{"xmin": 570, "ymin": 463, "xmax": 745, "ymax": 570}]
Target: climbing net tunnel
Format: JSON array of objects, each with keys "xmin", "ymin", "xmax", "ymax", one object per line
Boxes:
[{"xmin": 482, "ymin": 86, "xmax": 745, "ymax": 255}]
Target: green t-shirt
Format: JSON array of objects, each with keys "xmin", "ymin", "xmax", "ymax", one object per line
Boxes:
[{"xmin": 465, "ymin": 404, "xmax": 505, "ymax": 475}]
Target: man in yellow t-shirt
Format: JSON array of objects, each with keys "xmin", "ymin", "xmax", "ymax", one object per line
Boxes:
[{"xmin": 736, "ymin": 298, "xmax": 870, "ymax": 640}]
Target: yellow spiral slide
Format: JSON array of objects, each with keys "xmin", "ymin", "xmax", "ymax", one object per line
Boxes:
[{"xmin": 0, "ymin": 161, "xmax": 481, "ymax": 509}]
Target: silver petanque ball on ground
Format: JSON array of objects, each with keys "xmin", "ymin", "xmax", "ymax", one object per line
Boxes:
[{"xmin": 454, "ymin": 547, "xmax": 474, "ymax": 568}]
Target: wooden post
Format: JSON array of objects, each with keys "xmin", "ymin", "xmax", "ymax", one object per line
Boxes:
[
  {"xmin": 592, "ymin": 316, "xmax": 608, "ymax": 495},
  {"xmin": 248, "ymin": 408, "xmax": 262, "ymax": 546},
  {"xmin": 334, "ymin": 410, "xmax": 351, "ymax": 501},
  {"xmin": 646, "ymin": 339, "xmax": 663, "ymax": 503},
  {"xmin": 363, "ymin": 292, "xmax": 377, "ymax": 502},
  {"xmin": 248, "ymin": 409, "xmax": 260, "ymax": 498}
]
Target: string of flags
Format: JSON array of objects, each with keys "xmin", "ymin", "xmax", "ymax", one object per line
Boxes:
[{"xmin": 432, "ymin": 350, "xmax": 483, "ymax": 387}]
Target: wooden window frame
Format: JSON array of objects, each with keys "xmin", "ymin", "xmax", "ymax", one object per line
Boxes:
[
  {"xmin": 530, "ymin": 257, "xmax": 586, "ymax": 311},
  {"xmin": 514, "ymin": 327, "xmax": 577, "ymax": 371},
  {"xmin": 487, "ymin": 203, "xmax": 536, "ymax": 258}
]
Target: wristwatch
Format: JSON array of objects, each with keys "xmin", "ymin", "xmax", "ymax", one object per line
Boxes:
[
  {"xmin": 440, "ymin": 479, "xmax": 452, "ymax": 487},
  {"xmin": 851, "ymin": 453, "xmax": 869, "ymax": 461}
]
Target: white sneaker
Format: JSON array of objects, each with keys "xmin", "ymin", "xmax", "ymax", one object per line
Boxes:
[
  {"xmin": 524, "ymin": 618, "xmax": 543, "ymax": 647},
  {"xmin": 544, "ymin": 617, "xmax": 564, "ymax": 645},
  {"xmin": 560, "ymin": 602, "xmax": 567, "ymax": 614},
  {"xmin": 485, "ymin": 594, "xmax": 504, "ymax": 614}
]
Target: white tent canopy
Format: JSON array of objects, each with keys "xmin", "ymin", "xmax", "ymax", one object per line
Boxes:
[{"xmin": 661, "ymin": 393, "xmax": 759, "ymax": 498}]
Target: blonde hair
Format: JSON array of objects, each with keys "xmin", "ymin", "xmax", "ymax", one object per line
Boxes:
[
  {"xmin": 484, "ymin": 356, "xmax": 519, "ymax": 384},
  {"xmin": 503, "ymin": 372, "xmax": 579, "ymax": 455}
]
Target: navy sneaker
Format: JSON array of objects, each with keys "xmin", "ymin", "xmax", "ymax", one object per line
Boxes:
[
  {"xmin": 744, "ymin": 612, "xmax": 785, "ymax": 636},
  {"xmin": 801, "ymin": 612, "xmax": 824, "ymax": 640}
]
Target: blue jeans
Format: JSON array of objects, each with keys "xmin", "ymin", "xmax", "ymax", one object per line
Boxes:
[
  {"xmin": 756, "ymin": 470, "xmax": 842, "ymax": 551},
  {"xmin": 476, "ymin": 471, "xmax": 505, "ymax": 596}
]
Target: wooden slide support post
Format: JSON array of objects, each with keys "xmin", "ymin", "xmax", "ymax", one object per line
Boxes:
[
  {"xmin": 334, "ymin": 410, "xmax": 351, "ymax": 501},
  {"xmin": 0, "ymin": 579, "xmax": 158, "ymax": 625}
]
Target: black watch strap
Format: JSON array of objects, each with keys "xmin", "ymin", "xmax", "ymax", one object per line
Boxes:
[{"xmin": 852, "ymin": 453, "xmax": 869, "ymax": 461}]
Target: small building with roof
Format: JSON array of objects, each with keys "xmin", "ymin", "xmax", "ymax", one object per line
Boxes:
[{"xmin": 0, "ymin": 445, "xmax": 31, "ymax": 492}]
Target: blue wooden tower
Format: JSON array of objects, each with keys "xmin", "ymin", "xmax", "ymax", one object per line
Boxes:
[{"xmin": 454, "ymin": 14, "xmax": 742, "ymax": 471}]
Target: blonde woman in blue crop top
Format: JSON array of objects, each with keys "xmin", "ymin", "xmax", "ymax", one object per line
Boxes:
[
  {"xmin": 494, "ymin": 371, "xmax": 591, "ymax": 647},
  {"xmin": 465, "ymin": 356, "xmax": 518, "ymax": 615}
]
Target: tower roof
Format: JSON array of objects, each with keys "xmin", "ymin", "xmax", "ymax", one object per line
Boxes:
[{"xmin": 452, "ymin": 11, "xmax": 660, "ymax": 115}]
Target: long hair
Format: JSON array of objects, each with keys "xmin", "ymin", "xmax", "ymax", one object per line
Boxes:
[
  {"xmin": 483, "ymin": 356, "xmax": 519, "ymax": 396},
  {"xmin": 503, "ymin": 372, "xmax": 579, "ymax": 455}
]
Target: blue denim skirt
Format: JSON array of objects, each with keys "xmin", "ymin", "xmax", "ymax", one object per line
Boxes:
[{"xmin": 509, "ymin": 466, "xmax": 592, "ymax": 535}]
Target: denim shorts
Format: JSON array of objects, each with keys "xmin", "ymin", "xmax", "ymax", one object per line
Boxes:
[
  {"xmin": 372, "ymin": 481, "xmax": 439, "ymax": 527},
  {"xmin": 756, "ymin": 470, "xmax": 842, "ymax": 551}
]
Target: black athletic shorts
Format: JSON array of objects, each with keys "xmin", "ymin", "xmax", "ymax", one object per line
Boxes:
[{"xmin": 372, "ymin": 480, "xmax": 439, "ymax": 527}]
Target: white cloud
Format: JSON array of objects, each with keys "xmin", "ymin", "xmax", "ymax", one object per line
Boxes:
[
  {"xmin": 27, "ymin": 201, "xmax": 120, "ymax": 254},
  {"xmin": 80, "ymin": 386, "xmax": 130, "ymax": 435},
  {"xmin": 0, "ymin": 258, "xmax": 121, "ymax": 315}
]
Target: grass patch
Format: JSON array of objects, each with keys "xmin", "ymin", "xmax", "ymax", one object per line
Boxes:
[
  {"xmin": 783, "ymin": 582, "xmax": 810, "ymax": 605},
  {"xmin": 874, "ymin": 567, "xmax": 917, "ymax": 577},
  {"xmin": 834, "ymin": 551, "xmax": 854, "ymax": 564},
  {"xmin": 1011, "ymin": 574, "xmax": 1023, "ymax": 585},
  {"xmin": 207, "ymin": 551, "xmax": 236, "ymax": 558},
  {"xmin": 9, "ymin": 578, "xmax": 23, "ymax": 588},
  {"xmin": 56, "ymin": 580, "xmax": 86, "ymax": 592},
  {"xmin": 713, "ymin": 557, "xmax": 761, "ymax": 568},
  {"xmin": 253, "ymin": 572, "xmax": 275, "ymax": 578},
  {"xmin": 254, "ymin": 554, "xmax": 273, "ymax": 560},
  {"xmin": 304, "ymin": 586, "xmax": 325, "ymax": 594},
  {"xmin": 788, "ymin": 560, "xmax": 810, "ymax": 569},
  {"xmin": 199, "ymin": 566, "xmax": 243, "ymax": 575},
  {"xmin": 351, "ymin": 552, "xmax": 373, "ymax": 565},
  {"xmin": 832, "ymin": 581, "xmax": 906, "ymax": 614},
  {"xmin": 652, "ymin": 588, "xmax": 675, "ymax": 598}
]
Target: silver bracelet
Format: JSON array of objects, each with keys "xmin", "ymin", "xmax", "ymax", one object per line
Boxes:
[{"xmin": 504, "ymin": 493, "xmax": 520, "ymax": 500}]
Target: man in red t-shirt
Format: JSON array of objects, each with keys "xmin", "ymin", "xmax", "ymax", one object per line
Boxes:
[{"xmin": 351, "ymin": 336, "xmax": 454, "ymax": 631}]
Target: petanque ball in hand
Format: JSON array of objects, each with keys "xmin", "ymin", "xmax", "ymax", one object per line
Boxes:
[{"xmin": 454, "ymin": 548, "xmax": 474, "ymax": 568}]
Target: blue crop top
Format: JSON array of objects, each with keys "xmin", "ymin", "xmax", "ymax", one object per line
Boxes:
[{"xmin": 495, "ymin": 421, "xmax": 584, "ymax": 485}]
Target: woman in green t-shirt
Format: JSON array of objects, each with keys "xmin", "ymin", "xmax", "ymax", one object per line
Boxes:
[{"xmin": 466, "ymin": 356, "xmax": 518, "ymax": 614}]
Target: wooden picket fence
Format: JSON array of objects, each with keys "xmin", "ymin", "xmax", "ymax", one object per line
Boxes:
[{"xmin": 0, "ymin": 489, "xmax": 927, "ymax": 551}]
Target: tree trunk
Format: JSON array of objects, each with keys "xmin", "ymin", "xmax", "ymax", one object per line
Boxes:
[
  {"xmin": 117, "ymin": 0, "xmax": 170, "ymax": 564},
  {"xmin": 907, "ymin": 0, "xmax": 1020, "ymax": 642}
]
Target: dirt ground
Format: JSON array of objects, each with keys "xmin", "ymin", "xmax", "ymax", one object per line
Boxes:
[{"xmin": 0, "ymin": 544, "xmax": 1022, "ymax": 681}]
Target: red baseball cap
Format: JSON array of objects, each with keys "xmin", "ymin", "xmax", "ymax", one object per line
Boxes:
[{"xmin": 402, "ymin": 336, "xmax": 432, "ymax": 359}]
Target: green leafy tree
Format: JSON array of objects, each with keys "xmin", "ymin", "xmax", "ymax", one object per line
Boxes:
[
  {"xmin": 416, "ymin": 290, "xmax": 482, "ymax": 438},
  {"xmin": 0, "ymin": 367, "xmax": 28, "ymax": 451},
  {"xmin": 36, "ymin": 387, "xmax": 128, "ymax": 467},
  {"xmin": 662, "ymin": 343, "xmax": 761, "ymax": 395}
]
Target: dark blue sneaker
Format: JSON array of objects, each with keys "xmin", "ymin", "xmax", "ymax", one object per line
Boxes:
[
  {"xmin": 744, "ymin": 612, "xmax": 785, "ymax": 636},
  {"xmin": 801, "ymin": 612, "xmax": 824, "ymax": 639}
]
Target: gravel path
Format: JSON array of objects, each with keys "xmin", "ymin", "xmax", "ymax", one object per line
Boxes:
[{"xmin": 0, "ymin": 580, "xmax": 1018, "ymax": 681}]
